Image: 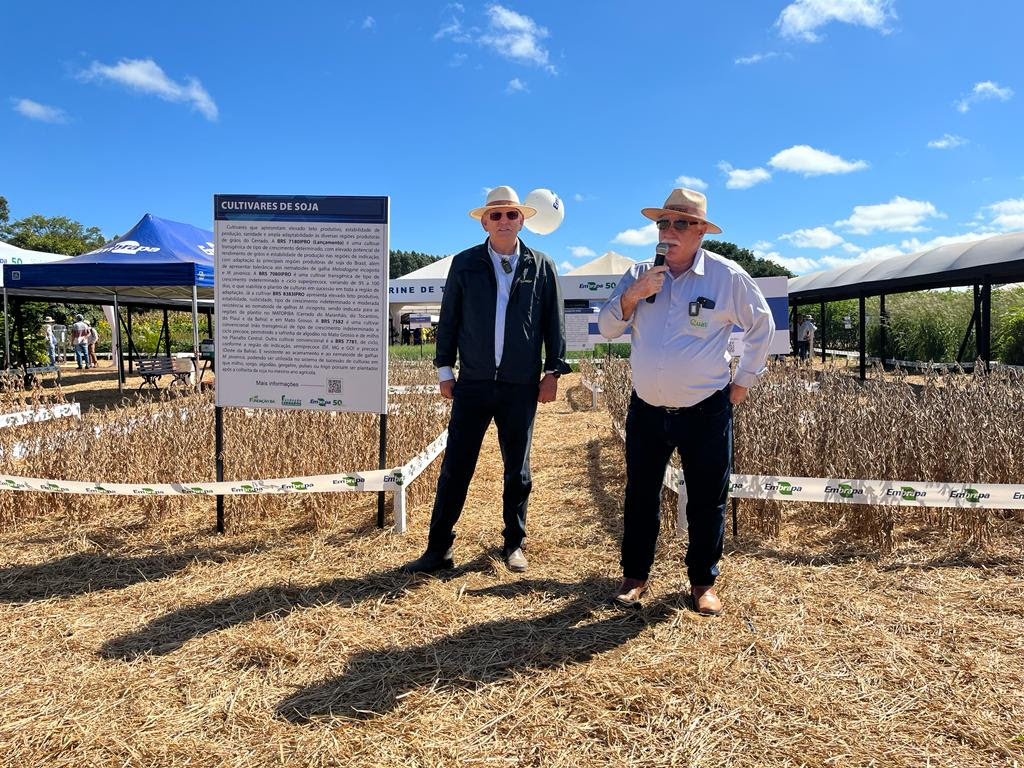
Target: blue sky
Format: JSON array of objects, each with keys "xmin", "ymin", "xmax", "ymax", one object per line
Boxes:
[{"xmin": 2, "ymin": 0, "xmax": 1022, "ymax": 275}]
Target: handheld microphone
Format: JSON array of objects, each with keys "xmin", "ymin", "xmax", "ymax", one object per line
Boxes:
[{"xmin": 646, "ymin": 243, "xmax": 670, "ymax": 304}]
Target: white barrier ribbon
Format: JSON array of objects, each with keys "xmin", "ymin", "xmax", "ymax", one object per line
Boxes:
[
  {"xmin": 0, "ymin": 403, "xmax": 81, "ymax": 429},
  {"xmin": 397, "ymin": 429, "xmax": 448, "ymax": 486},
  {"xmin": 0, "ymin": 428, "xmax": 452, "ymax": 497},
  {"xmin": 0, "ymin": 468, "xmax": 397, "ymax": 496},
  {"xmin": 388, "ymin": 384, "xmax": 439, "ymax": 395},
  {"xmin": 728, "ymin": 475, "xmax": 1024, "ymax": 510}
]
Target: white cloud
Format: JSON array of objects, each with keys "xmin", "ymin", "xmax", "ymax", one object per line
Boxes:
[
  {"xmin": 362, "ymin": 16, "xmax": 376, "ymax": 29},
  {"xmin": 449, "ymin": 53, "xmax": 468, "ymax": 67},
  {"xmin": 856, "ymin": 245, "xmax": 903, "ymax": 261},
  {"xmin": 79, "ymin": 58, "xmax": 218, "ymax": 121},
  {"xmin": 674, "ymin": 175, "xmax": 708, "ymax": 190},
  {"xmin": 506, "ymin": 78, "xmax": 528, "ymax": 94},
  {"xmin": 927, "ymin": 133, "xmax": 967, "ymax": 150},
  {"xmin": 780, "ymin": 226, "xmax": 845, "ymax": 248},
  {"xmin": 841, "ymin": 242, "xmax": 863, "ymax": 253},
  {"xmin": 773, "ymin": 254, "xmax": 821, "ymax": 274},
  {"xmin": 835, "ymin": 196, "xmax": 944, "ymax": 234},
  {"xmin": 613, "ymin": 223, "xmax": 658, "ymax": 246},
  {"xmin": 11, "ymin": 98, "xmax": 68, "ymax": 123},
  {"xmin": 718, "ymin": 162, "xmax": 771, "ymax": 189},
  {"xmin": 569, "ymin": 246, "xmax": 596, "ymax": 258},
  {"xmin": 769, "ymin": 145, "xmax": 868, "ymax": 175},
  {"xmin": 435, "ymin": 18, "xmax": 468, "ymax": 41},
  {"xmin": 820, "ymin": 254, "xmax": 866, "ymax": 269},
  {"xmin": 955, "ymin": 81, "xmax": 1013, "ymax": 113},
  {"xmin": 900, "ymin": 231, "xmax": 992, "ymax": 252},
  {"xmin": 559, "ymin": 261, "xmax": 575, "ymax": 273},
  {"xmin": 735, "ymin": 52, "xmax": 778, "ymax": 65},
  {"xmin": 481, "ymin": 4, "xmax": 555, "ymax": 73},
  {"xmin": 777, "ymin": 0, "xmax": 895, "ymax": 42},
  {"xmin": 751, "ymin": 244, "xmax": 798, "ymax": 272},
  {"xmin": 986, "ymin": 198, "xmax": 1024, "ymax": 231}
]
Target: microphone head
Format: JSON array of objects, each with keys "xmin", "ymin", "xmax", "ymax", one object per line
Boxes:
[{"xmin": 655, "ymin": 243, "xmax": 670, "ymax": 257}]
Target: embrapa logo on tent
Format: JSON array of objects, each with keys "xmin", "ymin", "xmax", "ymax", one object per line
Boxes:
[{"xmin": 96, "ymin": 240, "xmax": 161, "ymax": 255}]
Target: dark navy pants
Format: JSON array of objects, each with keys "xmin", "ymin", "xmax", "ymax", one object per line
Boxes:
[
  {"xmin": 427, "ymin": 378, "xmax": 539, "ymax": 555},
  {"xmin": 622, "ymin": 387, "xmax": 732, "ymax": 586}
]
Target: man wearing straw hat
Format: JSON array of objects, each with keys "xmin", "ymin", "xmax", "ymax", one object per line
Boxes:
[
  {"xmin": 403, "ymin": 186, "xmax": 570, "ymax": 575},
  {"xmin": 598, "ymin": 188, "xmax": 775, "ymax": 615}
]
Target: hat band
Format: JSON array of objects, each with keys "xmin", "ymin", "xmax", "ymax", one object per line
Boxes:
[{"xmin": 666, "ymin": 205, "xmax": 705, "ymax": 219}]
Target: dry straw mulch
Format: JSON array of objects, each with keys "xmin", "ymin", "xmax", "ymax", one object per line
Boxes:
[{"xmin": 0, "ymin": 372, "xmax": 1022, "ymax": 767}]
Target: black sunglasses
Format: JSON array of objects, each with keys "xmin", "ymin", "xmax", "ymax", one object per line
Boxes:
[
  {"xmin": 488, "ymin": 210, "xmax": 521, "ymax": 221},
  {"xmin": 656, "ymin": 218, "xmax": 701, "ymax": 231}
]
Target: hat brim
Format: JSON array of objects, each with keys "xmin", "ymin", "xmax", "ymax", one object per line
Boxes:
[
  {"xmin": 641, "ymin": 207, "xmax": 722, "ymax": 235},
  {"xmin": 469, "ymin": 204, "xmax": 538, "ymax": 220}
]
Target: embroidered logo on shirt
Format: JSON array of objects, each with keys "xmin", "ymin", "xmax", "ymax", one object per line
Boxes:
[{"xmin": 689, "ymin": 317, "xmax": 709, "ymax": 329}]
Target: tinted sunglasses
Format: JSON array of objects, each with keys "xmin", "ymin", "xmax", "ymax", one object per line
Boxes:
[
  {"xmin": 656, "ymin": 218, "xmax": 701, "ymax": 231},
  {"xmin": 488, "ymin": 210, "xmax": 521, "ymax": 221}
]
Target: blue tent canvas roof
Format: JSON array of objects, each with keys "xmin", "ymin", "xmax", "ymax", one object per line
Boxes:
[{"xmin": 1, "ymin": 214, "xmax": 215, "ymax": 304}]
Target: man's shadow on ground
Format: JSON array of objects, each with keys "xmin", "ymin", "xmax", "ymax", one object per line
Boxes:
[
  {"xmin": 0, "ymin": 545, "xmax": 250, "ymax": 604},
  {"xmin": 99, "ymin": 553, "xmax": 495, "ymax": 661},
  {"xmin": 276, "ymin": 576, "xmax": 683, "ymax": 723}
]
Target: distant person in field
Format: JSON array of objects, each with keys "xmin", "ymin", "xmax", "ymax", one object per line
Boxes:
[
  {"xmin": 71, "ymin": 314, "xmax": 92, "ymax": 370},
  {"xmin": 88, "ymin": 321, "xmax": 100, "ymax": 367},
  {"xmin": 598, "ymin": 187, "xmax": 775, "ymax": 615},
  {"xmin": 403, "ymin": 186, "xmax": 570, "ymax": 575},
  {"xmin": 798, "ymin": 315, "xmax": 817, "ymax": 360},
  {"xmin": 43, "ymin": 316, "xmax": 57, "ymax": 366}
]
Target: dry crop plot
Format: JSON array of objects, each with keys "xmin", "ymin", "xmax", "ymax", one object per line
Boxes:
[
  {"xmin": 600, "ymin": 358, "xmax": 1024, "ymax": 553},
  {"xmin": 0, "ymin": 371, "xmax": 1022, "ymax": 767},
  {"xmin": 0, "ymin": 360, "xmax": 449, "ymax": 531}
]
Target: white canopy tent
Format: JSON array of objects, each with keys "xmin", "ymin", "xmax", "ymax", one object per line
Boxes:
[
  {"xmin": 564, "ymin": 251, "xmax": 635, "ymax": 276},
  {"xmin": 0, "ymin": 241, "xmax": 70, "ymax": 285}
]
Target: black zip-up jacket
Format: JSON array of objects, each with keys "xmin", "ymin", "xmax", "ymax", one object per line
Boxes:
[{"xmin": 433, "ymin": 239, "xmax": 571, "ymax": 384}]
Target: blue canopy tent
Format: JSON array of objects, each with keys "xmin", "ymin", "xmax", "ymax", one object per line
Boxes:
[{"xmin": 2, "ymin": 214, "xmax": 215, "ymax": 391}]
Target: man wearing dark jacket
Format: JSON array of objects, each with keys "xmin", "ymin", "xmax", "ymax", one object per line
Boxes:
[{"xmin": 403, "ymin": 186, "xmax": 570, "ymax": 574}]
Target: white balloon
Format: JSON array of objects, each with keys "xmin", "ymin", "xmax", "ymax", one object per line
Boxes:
[{"xmin": 523, "ymin": 188, "xmax": 564, "ymax": 235}]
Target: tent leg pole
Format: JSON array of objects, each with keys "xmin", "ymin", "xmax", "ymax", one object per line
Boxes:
[
  {"xmin": 113, "ymin": 293, "xmax": 124, "ymax": 394},
  {"xmin": 859, "ymin": 295, "xmax": 866, "ymax": 381},
  {"xmin": 191, "ymin": 286, "xmax": 200, "ymax": 390},
  {"xmin": 2, "ymin": 288, "xmax": 9, "ymax": 371}
]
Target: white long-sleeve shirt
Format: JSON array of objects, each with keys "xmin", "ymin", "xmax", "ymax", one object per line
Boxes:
[{"xmin": 598, "ymin": 248, "xmax": 775, "ymax": 408}]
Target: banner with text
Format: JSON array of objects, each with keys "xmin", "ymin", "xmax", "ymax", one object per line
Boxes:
[{"xmin": 214, "ymin": 195, "xmax": 389, "ymax": 413}]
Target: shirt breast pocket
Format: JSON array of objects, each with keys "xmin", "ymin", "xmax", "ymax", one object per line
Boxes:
[{"xmin": 686, "ymin": 307, "xmax": 727, "ymax": 337}]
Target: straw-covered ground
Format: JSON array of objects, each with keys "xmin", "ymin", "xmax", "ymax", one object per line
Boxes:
[{"xmin": 1, "ymin": 373, "xmax": 1022, "ymax": 767}]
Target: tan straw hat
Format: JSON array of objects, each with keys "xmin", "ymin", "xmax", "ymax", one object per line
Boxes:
[
  {"xmin": 44, "ymin": 316, "xmax": 55, "ymax": 323},
  {"xmin": 468, "ymin": 185, "xmax": 538, "ymax": 220},
  {"xmin": 641, "ymin": 187, "xmax": 722, "ymax": 234}
]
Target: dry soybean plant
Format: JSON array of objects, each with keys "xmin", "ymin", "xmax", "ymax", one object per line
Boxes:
[
  {"xmin": 0, "ymin": 363, "xmax": 450, "ymax": 532},
  {"xmin": 600, "ymin": 357, "xmax": 1023, "ymax": 552}
]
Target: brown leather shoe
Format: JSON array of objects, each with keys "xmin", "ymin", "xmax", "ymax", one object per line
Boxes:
[
  {"xmin": 691, "ymin": 585, "xmax": 722, "ymax": 616},
  {"xmin": 504, "ymin": 547, "xmax": 528, "ymax": 573},
  {"xmin": 613, "ymin": 578, "xmax": 649, "ymax": 607}
]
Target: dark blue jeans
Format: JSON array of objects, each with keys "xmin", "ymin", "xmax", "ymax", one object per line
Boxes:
[
  {"xmin": 427, "ymin": 378, "xmax": 539, "ymax": 555},
  {"xmin": 622, "ymin": 387, "xmax": 732, "ymax": 586}
]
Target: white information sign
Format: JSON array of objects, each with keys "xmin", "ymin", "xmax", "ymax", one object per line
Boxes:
[
  {"xmin": 565, "ymin": 304, "xmax": 597, "ymax": 352},
  {"xmin": 407, "ymin": 314, "xmax": 432, "ymax": 329},
  {"xmin": 214, "ymin": 195, "xmax": 389, "ymax": 414}
]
